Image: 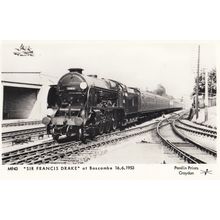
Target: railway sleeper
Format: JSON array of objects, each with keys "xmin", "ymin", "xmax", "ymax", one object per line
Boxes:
[
  {"xmin": 176, "ymin": 124, "xmax": 217, "ymax": 138},
  {"xmin": 172, "ymin": 122, "xmax": 217, "ymax": 157}
]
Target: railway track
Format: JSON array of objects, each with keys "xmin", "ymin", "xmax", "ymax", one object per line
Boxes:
[
  {"xmin": 3, "ymin": 117, "xmax": 174, "ymax": 165},
  {"xmin": 157, "ymin": 116, "xmax": 217, "ymax": 164},
  {"xmin": 2, "ymin": 126, "xmax": 47, "ymax": 144},
  {"xmin": 194, "ymin": 121, "xmax": 217, "ymax": 130},
  {"xmin": 176, "ymin": 119, "xmax": 217, "ymax": 138}
]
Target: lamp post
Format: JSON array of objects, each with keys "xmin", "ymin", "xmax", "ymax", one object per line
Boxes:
[
  {"xmin": 205, "ymin": 70, "xmax": 208, "ymax": 121},
  {"xmin": 195, "ymin": 45, "xmax": 200, "ymax": 119}
]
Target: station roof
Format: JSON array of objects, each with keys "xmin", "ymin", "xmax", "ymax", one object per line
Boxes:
[{"xmin": 1, "ymin": 72, "xmax": 45, "ymax": 88}]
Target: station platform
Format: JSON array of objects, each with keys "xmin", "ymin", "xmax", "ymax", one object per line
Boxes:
[
  {"xmin": 2, "ymin": 119, "xmax": 42, "ymax": 127},
  {"xmin": 2, "ymin": 123, "xmax": 45, "ymax": 133},
  {"xmin": 2, "ymin": 118, "xmax": 42, "ymax": 125}
]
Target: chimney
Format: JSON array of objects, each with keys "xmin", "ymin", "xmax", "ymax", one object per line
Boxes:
[{"xmin": 68, "ymin": 68, "xmax": 84, "ymax": 74}]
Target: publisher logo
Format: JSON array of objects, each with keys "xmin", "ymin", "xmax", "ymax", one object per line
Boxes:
[{"xmin": 200, "ymin": 169, "xmax": 212, "ymax": 175}]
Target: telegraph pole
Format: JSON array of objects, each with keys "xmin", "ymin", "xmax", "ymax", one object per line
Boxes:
[
  {"xmin": 205, "ymin": 70, "xmax": 208, "ymax": 121},
  {"xmin": 195, "ymin": 45, "xmax": 200, "ymax": 119}
]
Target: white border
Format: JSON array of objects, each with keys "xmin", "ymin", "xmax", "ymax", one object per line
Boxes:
[{"xmin": 1, "ymin": 1, "xmax": 220, "ymax": 220}]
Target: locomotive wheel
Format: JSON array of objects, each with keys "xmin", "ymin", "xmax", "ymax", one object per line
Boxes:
[
  {"xmin": 89, "ymin": 128, "xmax": 96, "ymax": 140},
  {"xmin": 66, "ymin": 126, "xmax": 73, "ymax": 137},
  {"xmin": 52, "ymin": 127, "xmax": 60, "ymax": 141},
  {"xmin": 119, "ymin": 122, "xmax": 125, "ymax": 131},
  {"xmin": 77, "ymin": 128, "xmax": 84, "ymax": 141},
  {"xmin": 111, "ymin": 118, "xmax": 117, "ymax": 131},
  {"xmin": 105, "ymin": 120, "xmax": 111, "ymax": 133},
  {"xmin": 52, "ymin": 134, "xmax": 60, "ymax": 141},
  {"xmin": 98, "ymin": 122, "xmax": 104, "ymax": 135}
]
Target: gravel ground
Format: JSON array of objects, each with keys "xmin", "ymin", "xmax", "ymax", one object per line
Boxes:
[
  {"xmin": 181, "ymin": 119, "xmax": 216, "ymax": 132},
  {"xmin": 175, "ymin": 123, "xmax": 216, "ymax": 151},
  {"xmin": 86, "ymin": 129, "xmax": 185, "ymax": 164},
  {"xmin": 1, "ymin": 136, "xmax": 52, "ymax": 153},
  {"xmin": 160, "ymin": 124, "xmax": 216, "ymax": 163}
]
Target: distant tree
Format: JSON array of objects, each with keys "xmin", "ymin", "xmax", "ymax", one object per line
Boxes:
[
  {"xmin": 145, "ymin": 87, "xmax": 149, "ymax": 92},
  {"xmin": 192, "ymin": 68, "xmax": 217, "ymax": 97},
  {"xmin": 166, "ymin": 95, "xmax": 174, "ymax": 99},
  {"xmin": 153, "ymin": 84, "xmax": 167, "ymax": 96}
]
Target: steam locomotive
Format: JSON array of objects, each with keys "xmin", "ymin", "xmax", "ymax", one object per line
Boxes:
[{"xmin": 42, "ymin": 68, "xmax": 182, "ymax": 141}]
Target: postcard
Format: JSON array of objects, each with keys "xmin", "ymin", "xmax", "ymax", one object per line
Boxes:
[{"xmin": 0, "ymin": 41, "xmax": 219, "ymax": 179}]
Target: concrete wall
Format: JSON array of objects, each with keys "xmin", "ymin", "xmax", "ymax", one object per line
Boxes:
[
  {"xmin": 3, "ymin": 86, "xmax": 39, "ymax": 119},
  {"xmin": 29, "ymin": 75, "xmax": 50, "ymax": 119},
  {"xmin": 1, "ymin": 72, "xmax": 51, "ymax": 121},
  {"xmin": 198, "ymin": 95, "xmax": 217, "ymax": 108}
]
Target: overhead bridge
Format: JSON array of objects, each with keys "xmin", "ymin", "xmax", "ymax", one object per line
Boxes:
[{"xmin": 1, "ymin": 72, "xmax": 50, "ymax": 121}]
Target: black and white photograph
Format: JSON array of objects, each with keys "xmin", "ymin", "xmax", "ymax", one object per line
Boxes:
[
  {"xmin": 1, "ymin": 2, "xmax": 220, "ymax": 220},
  {"xmin": 0, "ymin": 41, "xmax": 217, "ymax": 169}
]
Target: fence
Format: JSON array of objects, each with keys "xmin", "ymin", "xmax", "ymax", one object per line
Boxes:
[{"xmin": 198, "ymin": 96, "xmax": 216, "ymax": 108}]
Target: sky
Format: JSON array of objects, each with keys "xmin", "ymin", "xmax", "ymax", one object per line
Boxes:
[{"xmin": 1, "ymin": 41, "xmax": 217, "ymax": 101}]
